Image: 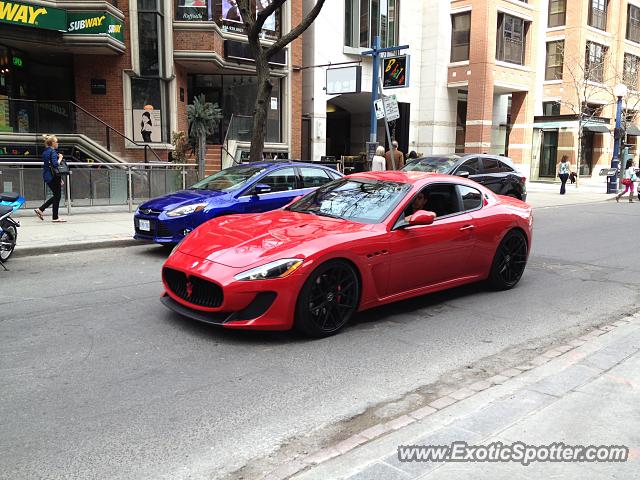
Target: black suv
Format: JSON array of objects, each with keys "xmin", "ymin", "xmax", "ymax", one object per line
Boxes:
[{"xmin": 402, "ymin": 154, "xmax": 527, "ymax": 201}]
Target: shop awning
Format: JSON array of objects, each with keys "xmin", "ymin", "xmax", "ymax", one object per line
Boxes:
[
  {"xmin": 582, "ymin": 124, "xmax": 610, "ymax": 133},
  {"xmin": 626, "ymin": 124, "xmax": 640, "ymax": 136}
]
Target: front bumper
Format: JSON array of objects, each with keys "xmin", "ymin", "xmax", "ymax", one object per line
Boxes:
[
  {"xmin": 160, "ymin": 250, "xmax": 306, "ymax": 330},
  {"xmin": 133, "ymin": 214, "xmax": 189, "ymax": 244}
]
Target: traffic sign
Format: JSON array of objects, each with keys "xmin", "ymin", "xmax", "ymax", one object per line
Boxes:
[{"xmin": 383, "ymin": 95, "xmax": 400, "ymax": 121}]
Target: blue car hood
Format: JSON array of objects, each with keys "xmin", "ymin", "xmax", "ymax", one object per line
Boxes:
[{"xmin": 140, "ymin": 189, "xmax": 230, "ymax": 212}]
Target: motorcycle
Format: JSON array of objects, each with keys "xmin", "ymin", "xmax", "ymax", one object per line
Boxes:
[{"xmin": 0, "ymin": 192, "xmax": 25, "ymax": 270}]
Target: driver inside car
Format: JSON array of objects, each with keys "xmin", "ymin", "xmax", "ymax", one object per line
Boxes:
[{"xmin": 404, "ymin": 191, "xmax": 430, "ymax": 222}]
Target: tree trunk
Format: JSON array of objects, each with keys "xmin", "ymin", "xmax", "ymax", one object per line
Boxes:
[
  {"xmin": 249, "ymin": 56, "xmax": 273, "ymax": 163},
  {"xmin": 198, "ymin": 135, "xmax": 206, "ymax": 179}
]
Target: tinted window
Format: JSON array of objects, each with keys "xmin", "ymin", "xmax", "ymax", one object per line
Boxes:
[
  {"xmin": 457, "ymin": 158, "xmax": 482, "ymax": 175},
  {"xmin": 190, "ymin": 165, "xmax": 265, "ymax": 192},
  {"xmin": 299, "ymin": 167, "xmax": 332, "ymax": 188},
  {"xmin": 260, "ymin": 168, "xmax": 298, "ymax": 192},
  {"xmin": 458, "ymin": 185, "xmax": 482, "ymax": 211},
  {"xmin": 498, "ymin": 161, "xmax": 515, "ymax": 173},
  {"xmin": 289, "ymin": 179, "xmax": 411, "ymax": 224},
  {"xmin": 482, "ymin": 158, "xmax": 501, "ymax": 173}
]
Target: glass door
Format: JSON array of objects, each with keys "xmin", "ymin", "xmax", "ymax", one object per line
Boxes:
[{"xmin": 540, "ymin": 129, "xmax": 558, "ymax": 177}]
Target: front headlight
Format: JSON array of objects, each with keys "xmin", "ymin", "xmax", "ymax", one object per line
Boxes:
[
  {"xmin": 234, "ymin": 258, "xmax": 303, "ymax": 281},
  {"xmin": 166, "ymin": 203, "xmax": 208, "ymax": 217}
]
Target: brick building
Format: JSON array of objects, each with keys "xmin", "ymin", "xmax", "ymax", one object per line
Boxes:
[{"xmin": 0, "ymin": 0, "xmax": 303, "ymax": 172}]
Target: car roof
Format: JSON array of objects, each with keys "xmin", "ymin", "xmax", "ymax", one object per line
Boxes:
[
  {"xmin": 236, "ymin": 161, "xmax": 338, "ymax": 170},
  {"xmin": 348, "ymin": 171, "xmax": 467, "ymax": 185}
]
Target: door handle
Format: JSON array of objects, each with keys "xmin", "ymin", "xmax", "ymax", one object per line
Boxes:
[{"xmin": 460, "ymin": 225, "xmax": 475, "ymax": 231}]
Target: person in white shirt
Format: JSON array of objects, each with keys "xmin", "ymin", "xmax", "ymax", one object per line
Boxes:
[
  {"xmin": 616, "ymin": 160, "xmax": 637, "ymax": 203},
  {"xmin": 371, "ymin": 146, "xmax": 386, "ymax": 171}
]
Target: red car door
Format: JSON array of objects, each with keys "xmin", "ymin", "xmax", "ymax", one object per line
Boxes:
[{"xmin": 385, "ymin": 211, "xmax": 476, "ymax": 297}]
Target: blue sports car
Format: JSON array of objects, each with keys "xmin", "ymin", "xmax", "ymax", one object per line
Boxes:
[{"xmin": 133, "ymin": 161, "xmax": 343, "ymax": 245}]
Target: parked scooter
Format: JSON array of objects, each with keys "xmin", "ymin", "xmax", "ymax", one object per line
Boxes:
[{"xmin": 0, "ymin": 192, "xmax": 25, "ymax": 270}]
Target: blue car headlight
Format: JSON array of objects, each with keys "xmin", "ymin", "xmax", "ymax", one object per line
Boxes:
[
  {"xmin": 166, "ymin": 202, "xmax": 208, "ymax": 217},
  {"xmin": 234, "ymin": 259, "xmax": 304, "ymax": 281}
]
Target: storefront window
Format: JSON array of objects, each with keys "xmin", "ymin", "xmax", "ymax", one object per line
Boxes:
[
  {"xmin": 176, "ymin": 0, "xmax": 213, "ymax": 21},
  {"xmin": 189, "ymin": 74, "xmax": 282, "ymax": 144},
  {"xmin": 214, "ymin": 0, "xmax": 280, "ymax": 39},
  {"xmin": 131, "ymin": 78, "xmax": 168, "ymax": 143}
]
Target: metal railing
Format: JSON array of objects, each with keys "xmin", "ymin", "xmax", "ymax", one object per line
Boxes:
[
  {"xmin": 0, "ymin": 98, "xmax": 163, "ymax": 163},
  {"xmin": 0, "ymin": 162, "xmax": 198, "ymax": 214}
]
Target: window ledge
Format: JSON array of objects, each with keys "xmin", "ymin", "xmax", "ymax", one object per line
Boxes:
[
  {"xmin": 343, "ymin": 46, "xmax": 367, "ymax": 56},
  {"xmin": 448, "ymin": 60, "xmax": 470, "ymax": 67},
  {"xmin": 585, "ymin": 80, "xmax": 607, "ymax": 88},
  {"xmin": 544, "ymin": 80, "xmax": 563, "ymax": 85},
  {"xmin": 495, "ymin": 60, "xmax": 531, "ymax": 72},
  {"xmin": 586, "ymin": 25, "xmax": 612, "ymax": 38},
  {"xmin": 625, "ymin": 38, "xmax": 640, "ymax": 48},
  {"xmin": 501, "ymin": 0, "xmax": 534, "ymax": 11},
  {"xmin": 546, "ymin": 26, "xmax": 566, "ymax": 33}
]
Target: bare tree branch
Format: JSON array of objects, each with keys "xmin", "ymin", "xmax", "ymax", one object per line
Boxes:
[{"xmin": 265, "ymin": 0, "xmax": 325, "ymax": 58}]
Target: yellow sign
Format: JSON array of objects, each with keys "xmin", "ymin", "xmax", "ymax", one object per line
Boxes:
[{"xmin": 0, "ymin": 2, "xmax": 47, "ymax": 25}]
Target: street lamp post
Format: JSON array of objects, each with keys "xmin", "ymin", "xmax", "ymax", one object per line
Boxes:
[{"xmin": 608, "ymin": 83, "xmax": 628, "ymax": 194}]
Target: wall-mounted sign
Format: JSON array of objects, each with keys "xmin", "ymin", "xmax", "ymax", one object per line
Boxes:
[
  {"xmin": 12, "ymin": 55, "xmax": 23, "ymax": 67},
  {"xmin": 326, "ymin": 66, "xmax": 362, "ymax": 95},
  {"xmin": 91, "ymin": 79, "xmax": 106, "ymax": 95},
  {"xmin": 0, "ymin": 1, "xmax": 66, "ymax": 31},
  {"xmin": 382, "ymin": 55, "xmax": 410, "ymax": 89},
  {"xmin": 67, "ymin": 12, "xmax": 124, "ymax": 42}
]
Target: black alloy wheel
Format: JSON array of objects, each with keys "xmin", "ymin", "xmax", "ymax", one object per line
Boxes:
[
  {"xmin": 0, "ymin": 225, "xmax": 17, "ymax": 262},
  {"xmin": 488, "ymin": 229, "xmax": 528, "ymax": 290},
  {"xmin": 295, "ymin": 260, "xmax": 360, "ymax": 337}
]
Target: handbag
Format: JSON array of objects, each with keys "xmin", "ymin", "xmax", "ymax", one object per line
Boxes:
[{"xmin": 48, "ymin": 150, "xmax": 70, "ymax": 176}]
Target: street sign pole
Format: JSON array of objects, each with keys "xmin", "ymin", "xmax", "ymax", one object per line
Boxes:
[
  {"xmin": 363, "ymin": 37, "xmax": 409, "ymax": 145},
  {"xmin": 378, "ymin": 78, "xmax": 396, "ymax": 170}
]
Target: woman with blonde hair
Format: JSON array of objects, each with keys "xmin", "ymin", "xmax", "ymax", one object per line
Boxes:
[
  {"xmin": 34, "ymin": 134, "xmax": 66, "ymax": 222},
  {"xmin": 371, "ymin": 145, "xmax": 386, "ymax": 171}
]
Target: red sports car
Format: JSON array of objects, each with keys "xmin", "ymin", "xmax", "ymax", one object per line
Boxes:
[{"xmin": 161, "ymin": 171, "xmax": 533, "ymax": 337}]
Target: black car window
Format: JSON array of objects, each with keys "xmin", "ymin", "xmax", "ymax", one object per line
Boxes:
[
  {"xmin": 457, "ymin": 185, "xmax": 483, "ymax": 211},
  {"xmin": 498, "ymin": 161, "xmax": 515, "ymax": 173},
  {"xmin": 403, "ymin": 184, "xmax": 462, "ymax": 221},
  {"xmin": 258, "ymin": 167, "xmax": 298, "ymax": 192},
  {"xmin": 299, "ymin": 167, "xmax": 332, "ymax": 188},
  {"xmin": 482, "ymin": 158, "xmax": 501, "ymax": 173},
  {"xmin": 457, "ymin": 158, "xmax": 482, "ymax": 175}
]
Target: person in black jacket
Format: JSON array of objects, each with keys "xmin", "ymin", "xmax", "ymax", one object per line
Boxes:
[{"xmin": 34, "ymin": 134, "xmax": 66, "ymax": 222}]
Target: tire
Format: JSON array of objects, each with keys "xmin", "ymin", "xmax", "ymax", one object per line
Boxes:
[
  {"xmin": 294, "ymin": 260, "xmax": 360, "ymax": 338},
  {"xmin": 488, "ymin": 229, "xmax": 528, "ymax": 290},
  {"xmin": 0, "ymin": 225, "xmax": 17, "ymax": 262}
]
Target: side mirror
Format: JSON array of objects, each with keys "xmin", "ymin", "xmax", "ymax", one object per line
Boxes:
[
  {"xmin": 456, "ymin": 170, "xmax": 470, "ymax": 178},
  {"xmin": 408, "ymin": 210, "xmax": 436, "ymax": 226},
  {"xmin": 253, "ymin": 183, "xmax": 272, "ymax": 195}
]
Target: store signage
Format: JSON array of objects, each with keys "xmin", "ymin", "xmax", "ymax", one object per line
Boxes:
[
  {"xmin": 0, "ymin": 1, "xmax": 66, "ymax": 30},
  {"xmin": 326, "ymin": 66, "xmax": 362, "ymax": 95},
  {"xmin": 67, "ymin": 12, "xmax": 124, "ymax": 42},
  {"xmin": 12, "ymin": 55, "xmax": 23, "ymax": 67},
  {"xmin": 91, "ymin": 79, "xmax": 107, "ymax": 95},
  {"xmin": 382, "ymin": 55, "xmax": 410, "ymax": 89}
]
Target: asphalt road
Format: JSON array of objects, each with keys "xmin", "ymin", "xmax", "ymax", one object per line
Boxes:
[{"xmin": 1, "ymin": 202, "xmax": 639, "ymax": 480}]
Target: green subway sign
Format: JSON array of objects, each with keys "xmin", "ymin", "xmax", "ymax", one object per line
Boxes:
[
  {"xmin": 67, "ymin": 12, "xmax": 124, "ymax": 42},
  {"xmin": 0, "ymin": 0, "xmax": 66, "ymax": 30}
]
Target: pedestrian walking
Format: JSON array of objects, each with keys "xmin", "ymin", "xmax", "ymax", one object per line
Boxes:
[
  {"xmin": 34, "ymin": 134, "xmax": 66, "ymax": 222},
  {"xmin": 371, "ymin": 146, "xmax": 386, "ymax": 171},
  {"xmin": 615, "ymin": 160, "xmax": 637, "ymax": 203},
  {"xmin": 557, "ymin": 155, "xmax": 571, "ymax": 194},
  {"xmin": 385, "ymin": 141, "xmax": 405, "ymax": 170}
]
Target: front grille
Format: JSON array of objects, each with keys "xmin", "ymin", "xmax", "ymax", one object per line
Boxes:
[
  {"xmin": 156, "ymin": 221, "xmax": 173, "ymax": 237},
  {"xmin": 134, "ymin": 217, "xmax": 156, "ymax": 235},
  {"xmin": 163, "ymin": 267, "xmax": 223, "ymax": 308}
]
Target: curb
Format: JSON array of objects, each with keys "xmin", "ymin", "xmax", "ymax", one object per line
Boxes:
[
  {"xmin": 256, "ymin": 312, "xmax": 640, "ymax": 480},
  {"xmin": 13, "ymin": 238, "xmax": 140, "ymax": 258}
]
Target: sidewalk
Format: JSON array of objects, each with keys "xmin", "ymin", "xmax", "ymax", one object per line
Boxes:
[
  {"xmin": 8, "ymin": 186, "xmax": 618, "ymax": 258},
  {"xmin": 267, "ymin": 313, "xmax": 640, "ymax": 480}
]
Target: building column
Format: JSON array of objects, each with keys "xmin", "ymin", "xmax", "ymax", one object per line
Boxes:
[
  {"xmin": 465, "ymin": 72, "xmax": 494, "ymax": 154},
  {"xmin": 508, "ymin": 91, "xmax": 534, "ymax": 166}
]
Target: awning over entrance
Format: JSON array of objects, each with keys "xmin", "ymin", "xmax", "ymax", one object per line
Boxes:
[
  {"xmin": 583, "ymin": 124, "xmax": 610, "ymax": 134},
  {"xmin": 626, "ymin": 124, "xmax": 640, "ymax": 136}
]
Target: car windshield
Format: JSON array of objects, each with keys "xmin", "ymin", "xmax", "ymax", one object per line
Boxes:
[
  {"xmin": 189, "ymin": 166, "xmax": 266, "ymax": 192},
  {"xmin": 287, "ymin": 178, "xmax": 411, "ymax": 224},
  {"xmin": 402, "ymin": 156, "xmax": 460, "ymax": 174}
]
